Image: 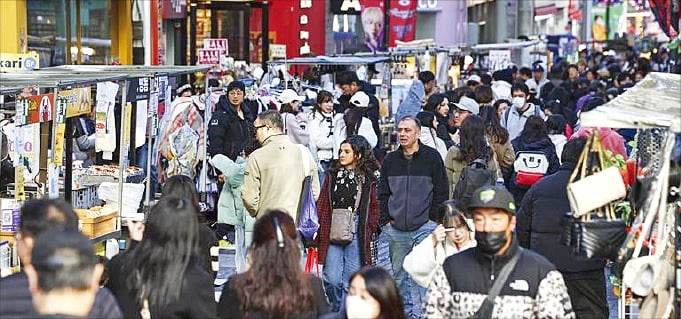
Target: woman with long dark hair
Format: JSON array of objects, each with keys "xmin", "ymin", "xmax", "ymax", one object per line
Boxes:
[
  {"xmin": 479, "ymin": 107, "xmax": 515, "ymax": 187},
  {"xmin": 316, "ymin": 135, "xmax": 381, "ymax": 312},
  {"xmin": 444, "ymin": 115, "xmax": 499, "ymax": 197},
  {"xmin": 218, "ymin": 210, "xmax": 329, "ymax": 318},
  {"xmin": 423, "ymin": 94, "xmax": 455, "ymax": 148},
  {"xmin": 510, "ymin": 116, "xmax": 560, "ymax": 204},
  {"xmin": 161, "ymin": 175, "xmax": 218, "ymax": 274},
  {"xmin": 415, "ymin": 111, "xmax": 447, "ymax": 160},
  {"xmin": 106, "ymin": 197, "xmax": 217, "ymax": 318},
  {"xmin": 344, "ymin": 266, "xmax": 406, "ymax": 319},
  {"xmin": 308, "ymin": 90, "xmax": 338, "ymax": 183}
]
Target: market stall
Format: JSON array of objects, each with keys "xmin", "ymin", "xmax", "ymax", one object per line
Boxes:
[{"xmin": 579, "ymin": 72, "xmax": 681, "ymax": 318}]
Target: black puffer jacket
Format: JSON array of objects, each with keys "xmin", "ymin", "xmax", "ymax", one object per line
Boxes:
[
  {"xmin": 435, "ymin": 113, "xmax": 456, "ymax": 149},
  {"xmin": 424, "ymin": 237, "xmax": 575, "ymax": 318},
  {"xmin": 207, "ymin": 96, "xmax": 255, "ymax": 161},
  {"xmin": 517, "ymin": 162, "xmax": 606, "ymax": 273}
]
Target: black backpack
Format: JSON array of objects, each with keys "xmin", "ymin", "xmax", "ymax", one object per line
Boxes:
[{"xmin": 452, "ymin": 158, "xmax": 495, "ymax": 206}]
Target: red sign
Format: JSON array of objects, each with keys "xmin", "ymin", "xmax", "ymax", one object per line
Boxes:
[
  {"xmin": 388, "ymin": 0, "xmax": 418, "ymax": 46},
  {"xmin": 197, "ymin": 49, "xmax": 225, "ymax": 65},
  {"xmin": 203, "ymin": 39, "xmax": 228, "ymax": 52}
]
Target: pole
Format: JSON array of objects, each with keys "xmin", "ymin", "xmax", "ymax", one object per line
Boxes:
[
  {"xmin": 118, "ymin": 82, "xmax": 127, "ymax": 229},
  {"xmin": 605, "ymin": 0, "xmax": 610, "ymax": 41},
  {"xmin": 201, "ymin": 75, "xmax": 210, "ymax": 202},
  {"xmin": 64, "ymin": 117, "xmax": 73, "ymax": 202},
  {"xmin": 384, "ymin": 0, "xmax": 390, "ymax": 49},
  {"xmin": 76, "ymin": 0, "xmax": 82, "ymax": 64},
  {"xmin": 65, "ymin": 0, "xmax": 72, "ymax": 65},
  {"xmin": 262, "ymin": 1, "xmax": 270, "ymax": 70},
  {"xmin": 145, "ymin": 76, "xmax": 156, "ymax": 211},
  {"xmin": 151, "ymin": 0, "xmax": 159, "ymax": 65},
  {"xmin": 190, "ymin": 4, "xmax": 197, "ymax": 65}
]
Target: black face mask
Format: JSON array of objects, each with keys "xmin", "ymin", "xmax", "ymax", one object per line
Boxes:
[{"xmin": 475, "ymin": 231, "xmax": 508, "ymax": 255}]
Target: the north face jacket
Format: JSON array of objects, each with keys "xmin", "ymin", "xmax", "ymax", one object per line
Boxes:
[
  {"xmin": 424, "ymin": 236, "xmax": 575, "ymax": 319},
  {"xmin": 378, "ymin": 142, "xmax": 448, "ymax": 230}
]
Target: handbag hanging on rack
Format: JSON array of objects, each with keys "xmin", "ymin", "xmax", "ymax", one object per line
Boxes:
[{"xmin": 562, "ymin": 132, "xmax": 627, "ymax": 259}]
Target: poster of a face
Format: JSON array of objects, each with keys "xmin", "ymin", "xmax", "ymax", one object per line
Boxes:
[{"xmin": 361, "ymin": 7, "xmax": 384, "ymax": 53}]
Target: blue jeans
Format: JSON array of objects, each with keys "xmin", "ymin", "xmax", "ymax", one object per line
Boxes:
[
  {"xmin": 322, "ymin": 215, "xmax": 361, "ymax": 312},
  {"xmin": 318, "ymin": 160, "xmax": 332, "ymax": 186},
  {"xmin": 383, "ymin": 220, "xmax": 437, "ymax": 318}
]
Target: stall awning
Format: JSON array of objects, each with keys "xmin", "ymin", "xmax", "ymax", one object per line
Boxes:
[
  {"xmin": 535, "ymin": 4, "xmax": 557, "ymax": 16},
  {"xmin": 471, "ymin": 40, "xmax": 540, "ymax": 51},
  {"xmin": 580, "ymin": 72, "xmax": 681, "ymax": 133},
  {"xmin": 269, "ymin": 56, "xmax": 391, "ymax": 65}
]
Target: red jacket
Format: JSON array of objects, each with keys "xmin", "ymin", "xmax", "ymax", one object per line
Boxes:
[{"xmin": 316, "ymin": 170, "xmax": 381, "ymax": 266}]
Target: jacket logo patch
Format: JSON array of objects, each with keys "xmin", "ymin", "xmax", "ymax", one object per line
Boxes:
[
  {"xmin": 210, "ymin": 119, "xmax": 219, "ymax": 125},
  {"xmin": 509, "ymin": 279, "xmax": 529, "ymax": 292}
]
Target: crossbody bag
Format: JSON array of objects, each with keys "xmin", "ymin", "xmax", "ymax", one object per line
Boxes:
[{"xmin": 470, "ymin": 248, "xmax": 523, "ymax": 319}]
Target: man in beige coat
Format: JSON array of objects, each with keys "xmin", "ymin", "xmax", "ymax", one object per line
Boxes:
[{"xmin": 242, "ymin": 110, "xmax": 320, "ymax": 220}]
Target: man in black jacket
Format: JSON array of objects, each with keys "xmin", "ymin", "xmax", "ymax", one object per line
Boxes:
[
  {"xmin": 207, "ymin": 80, "xmax": 255, "ymax": 162},
  {"xmin": 424, "ymin": 186, "xmax": 575, "ymax": 318},
  {"xmin": 378, "ymin": 116, "xmax": 448, "ymax": 318},
  {"xmin": 0, "ymin": 199, "xmax": 122, "ymax": 318},
  {"xmin": 517, "ymin": 137, "xmax": 608, "ymax": 319}
]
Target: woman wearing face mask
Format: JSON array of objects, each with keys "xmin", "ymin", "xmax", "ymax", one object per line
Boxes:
[
  {"xmin": 307, "ymin": 90, "xmax": 337, "ymax": 184},
  {"xmin": 403, "ymin": 200, "xmax": 476, "ymax": 288},
  {"xmin": 424, "ymin": 94, "xmax": 455, "ymax": 149},
  {"xmin": 343, "ymin": 266, "xmax": 406, "ymax": 319},
  {"xmin": 316, "ymin": 135, "xmax": 381, "ymax": 313}
]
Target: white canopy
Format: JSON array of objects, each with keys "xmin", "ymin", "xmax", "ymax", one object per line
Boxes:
[{"xmin": 580, "ymin": 72, "xmax": 681, "ymax": 133}]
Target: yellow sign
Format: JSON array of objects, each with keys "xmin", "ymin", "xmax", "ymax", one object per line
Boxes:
[
  {"xmin": 59, "ymin": 87, "xmax": 92, "ymax": 118},
  {"xmin": 0, "ymin": 52, "xmax": 39, "ymax": 72}
]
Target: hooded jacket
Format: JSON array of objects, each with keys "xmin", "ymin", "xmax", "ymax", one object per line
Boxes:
[
  {"xmin": 395, "ymin": 79, "xmax": 425, "ymax": 122},
  {"xmin": 491, "ymin": 80, "xmax": 512, "ymax": 101},
  {"xmin": 210, "ymin": 155, "xmax": 255, "ymax": 231},
  {"xmin": 502, "ymin": 103, "xmax": 545, "ymax": 142},
  {"xmin": 378, "ymin": 142, "xmax": 449, "ymax": 230},
  {"xmin": 424, "ymin": 237, "xmax": 575, "ymax": 319},
  {"xmin": 207, "ymin": 96, "xmax": 255, "ymax": 161},
  {"xmin": 332, "ymin": 114, "xmax": 378, "ymax": 159},
  {"xmin": 517, "ymin": 162, "xmax": 607, "ymax": 273},
  {"xmin": 337, "ymin": 81, "xmax": 381, "ymax": 142}
]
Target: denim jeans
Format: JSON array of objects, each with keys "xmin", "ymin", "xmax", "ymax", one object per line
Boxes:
[
  {"xmin": 234, "ymin": 225, "xmax": 252, "ymax": 273},
  {"xmin": 135, "ymin": 143, "xmax": 159, "ymax": 194},
  {"xmin": 383, "ymin": 220, "xmax": 437, "ymax": 318},
  {"xmin": 318, "ymin": 160, "xmax": 332, "ymax": 187},
  {"xmin": 322, "ymin": 215, "xmax": 361, "ymax": 312}
]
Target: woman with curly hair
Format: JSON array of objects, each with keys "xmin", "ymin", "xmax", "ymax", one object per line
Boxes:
[
  {"xmin": 444, "ymin": 115, "xmax": 499, "ymax": 198},
  {"xmin": 316, "ymin": 135, "xmax": 382, "ymax": 312},
  {"xmin": 218, "ymin": 210, "xmax": 329, "ymax": 318}
]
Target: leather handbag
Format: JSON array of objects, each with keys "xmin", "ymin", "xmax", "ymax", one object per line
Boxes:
[
  {"xmin": 330, "ymin": 181, "xmax": 362, "ymax": 245},
  {"xmin": 563, "ymin": 133, "xmax": 627, "ymax": 259}
]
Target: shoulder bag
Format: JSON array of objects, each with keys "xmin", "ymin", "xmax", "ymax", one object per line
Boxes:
[
  {"xmin": 330, "ymin": 180, "xmax": 362, "ymax": 245},
  {"xmin": 297, "ymin": 145, "xmax": 319, "ymax": 240},
  {"xmin": 470, "ymin": 248, "xmax": 522, "ymax": 319}
]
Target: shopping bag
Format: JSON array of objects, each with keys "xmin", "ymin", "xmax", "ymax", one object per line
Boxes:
[
  {"xmin": 304, "ymin": 247, "xmax": 320, "ymax": 276},
  {"xmin": 296, "ymin": 145, "xmax": 319, "ymax": 240}
]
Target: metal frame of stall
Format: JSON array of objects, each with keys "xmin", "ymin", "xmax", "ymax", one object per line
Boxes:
[
  {"xmin": 0, "ymin": 72, "xmax": 128, "ymax": 243},
  {"xmin": 40, "ymin": 65, "xmax": 213, "ymax": 213}
]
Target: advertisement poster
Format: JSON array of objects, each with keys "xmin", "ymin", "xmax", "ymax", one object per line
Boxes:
[
  {"xmin": 52, "ymin": 97, "xmax": 67, "ymax": 165},
  {"xmin": 388, "ymin": 0, "xmax": 418, "ymax": 46},
  {"xmin": 59, "ymin": 87, "xmax": 92, "ymax": 118},
  {"xmin": 488, "ymin": 50, "xmax": 512, "ymax": 72},
  {"xmin": 2, "ymin": 123, "xmax": 40, "ymax": 183},
  {"xmin": 361, "ymin": 5, "xmax": 385, "ymax": 52},
  {"xmin": 592, "ymin": 2, "xmax": 624, "ymax": 40},
  {"xmin": 18, "ymin": 93, "xmax": 54, "ymax": 126}
]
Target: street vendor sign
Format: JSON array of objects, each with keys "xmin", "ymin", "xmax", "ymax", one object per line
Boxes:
[
  {"xmin": 0, "ymin": 52, "xmax": 39, "ymax": 72},
  {"xmin": 59, "ymin": 87, "xmax": 92, "ymax": 118}
]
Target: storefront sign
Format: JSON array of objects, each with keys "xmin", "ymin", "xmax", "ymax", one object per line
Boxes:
[
  {"xmin": 162, "ymin": 0, "xmax": 187, "ymax": 19},
  {"xmin": 59, "ymin": 87, "xmax": 92, "ymax": 118},
  {"xmin": 0, "ymin": 52, "xmax": 39, "ymax": 72},
  {"xmin": 331, "ymin": 0, "xmax": 362, "ymax": 14},
  {"xmin": 299, "ymin": 0, "xmax": 313, "ymax": 55},
  {"xmin": 203, "ymin": 38, "xmax": 229, "ymax": 52},
  {"xmin": 126, "ymin": 77, "xmax": 151, "ymax": 102},
  {"xmin": 270, "ymin": 44, "xmax": 287, "ymax": 59},
  {"xmin": 388, "ymin": 0, "xmax": 418, "ymax": 46},
  {"xmin": 488, "ymin": 50, "xmax": 511, "ymax": 71},
  {"xmin": 197, "ymin": 49, "xmax": 224, "ymax": 65}
]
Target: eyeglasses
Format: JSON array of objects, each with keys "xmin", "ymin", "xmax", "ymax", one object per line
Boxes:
[
  {"xmin": 254, "ymin": 125, "xmax": 268, "ymax": 131},
  {"xmin": 228, "ymin": 91, "xmax": 244, "ymax": 96}
]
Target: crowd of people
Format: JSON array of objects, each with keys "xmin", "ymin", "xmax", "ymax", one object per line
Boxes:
[{"xmin": 0, "ymin": 48, "xmax": 672, "ymax": 319}]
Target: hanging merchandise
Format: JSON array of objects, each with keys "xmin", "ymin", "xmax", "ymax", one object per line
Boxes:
[
  {"xmin": 166, "ymin": 124, "xmax": 199, "ymax": 179},
  {"xmin": 95, "ymin": 82, "xmax": 119, "ymax": 160}
]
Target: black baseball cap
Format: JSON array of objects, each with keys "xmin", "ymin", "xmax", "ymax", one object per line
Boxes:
[{"xmin": 467, "ymin": 185, "xmax": 516, "ymax": 215}]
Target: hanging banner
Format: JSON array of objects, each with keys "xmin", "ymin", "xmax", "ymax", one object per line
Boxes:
[
  {"xmin": 16, "ymin": 93, "xmax": 54, "ymax": 126},
  {"xmin": 488, "ymin": 50, "xmax": 512, "ymax": 71},
  {"xmin": 58, "ymin": 87, "xmax": 92, "ymax": 118},
  {"xmin": 126, "ymin": 77, "xmax": 151, "ymax": 102},
  {"xmin": 361, "ymin": 3, "xmax": 385, "ymax": 52},
  {"xmin": 52, "ymin": 97, "xmax": 67, "ymax": 165},
  {"xmin": 388, "ymin": 0, "xmax": 418, "ymax": 46},
  {"xmin": 203, "ymin": 38, "xmax": 229, "ymax": 52}
]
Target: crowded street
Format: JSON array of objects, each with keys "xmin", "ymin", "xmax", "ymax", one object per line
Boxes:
[{"xmin": 1, "ymin": 0, "xmax": 681, "ymax": 318}]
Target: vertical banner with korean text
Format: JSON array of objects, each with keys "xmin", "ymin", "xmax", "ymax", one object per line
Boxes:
[{"xmin": 388, "ymin": 0, "xmax": 418, "ymax": 46}]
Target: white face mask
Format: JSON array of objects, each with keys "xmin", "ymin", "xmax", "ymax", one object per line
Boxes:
[
  {"xmin": 511, "ymin": 97, "xmax": 526, "ymax": 110},
  {"xmin": 346, "ymin": 295, "xmax": 380, "ymax": 319}
]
